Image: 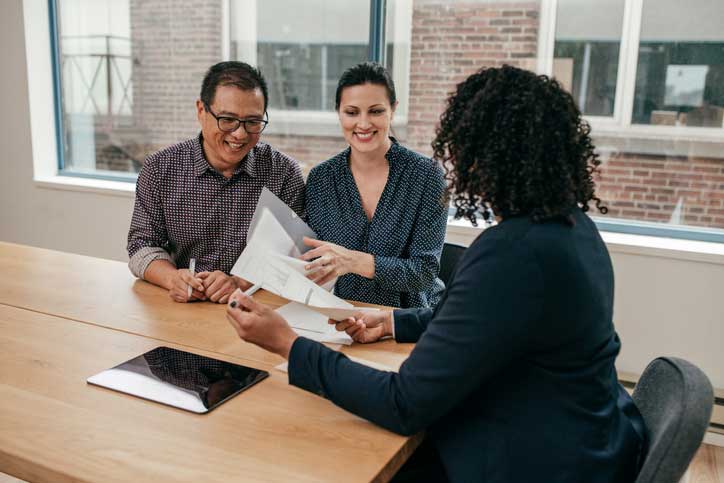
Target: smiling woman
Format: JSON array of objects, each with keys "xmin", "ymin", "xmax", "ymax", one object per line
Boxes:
[{"xmin": 302, "ymin": 62, "xmax": 447, "ymax": 309}]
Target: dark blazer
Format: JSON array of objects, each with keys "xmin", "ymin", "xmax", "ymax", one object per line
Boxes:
[{"xmin": 289, "ymin": 208, "xmax": 645, "ymax": 483}]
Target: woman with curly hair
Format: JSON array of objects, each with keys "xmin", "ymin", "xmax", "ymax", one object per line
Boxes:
[{"xmin": 225, "ymin": 65, "xmax": 646, "ymax": 483}]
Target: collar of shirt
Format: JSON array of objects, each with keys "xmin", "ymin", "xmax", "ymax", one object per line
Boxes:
[
  {"xmin": 339, "ymin": 136, "xmax": 403, "ymax": 170},
  {"xmin": 192, "ymin": 133, "xmax": 259, "ymax": 179}
]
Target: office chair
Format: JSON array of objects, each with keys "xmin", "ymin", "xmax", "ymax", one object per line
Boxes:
[
  {"xmin": 633, "ymin": 357, "xmax": 714, "ymax": 483},
  {"xmin": 439, "ymin": 242, "xmax": 466, "ymax": 286}
]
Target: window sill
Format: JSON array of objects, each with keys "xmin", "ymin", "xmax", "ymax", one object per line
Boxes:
[
  {"xmin": 590, "ymin": 125, "xmax": 724, "ymax": 159},
  {"xmin": 30, "ymin": 176, "xmax": 724, "ymax": 265},
  {"xmin": 446, "ymin": 218, "xmax": 724, "ymax": 265},
  {"xmin": 34, "ymin": 175, "xmax": 135, "ymax": 198},
  {"xmin": 601, "ymin": 231, "xmax": 724, "ymax": 265}
]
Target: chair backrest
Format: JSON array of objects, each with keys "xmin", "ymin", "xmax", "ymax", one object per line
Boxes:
[
  {"xmin": 439, "ymin": 242, "xmax": 466, "ymax": 286},
  {"xmin": 633, "ymin": 357, "xmax": 714, "ymax": 483}
]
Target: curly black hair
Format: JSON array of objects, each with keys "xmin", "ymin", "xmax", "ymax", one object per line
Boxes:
[{"xmin": 432, "ymin": 64, "xmax": 607, "ymax": 226}]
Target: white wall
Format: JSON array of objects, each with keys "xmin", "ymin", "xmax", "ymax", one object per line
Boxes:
[
  {"xmin": 2, "ymin": 0, "xmax": 723, "ymax": 389},
  {"xmin": 0, "ymin": 0, "xmax": 133, "ymax": 261}
]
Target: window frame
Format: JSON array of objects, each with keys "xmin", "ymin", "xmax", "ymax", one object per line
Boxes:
[
  {"xmin": 221, "ymin": 0, "xmax": 411, "ymax": 138},
  {"xmin": 38, "ymin": 0, "xmax": 724, "ymax": 243},
  {"xmin": 539, "ymin": 0, "xmax": 724, "ymax": 243},
  {"xmin": 541, "ymin": 0, "xmax": 724, "ymax": 140}
]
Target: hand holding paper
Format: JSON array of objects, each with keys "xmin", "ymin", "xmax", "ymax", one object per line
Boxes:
[
  {"xmin": 301, "ymin": 236, "xmax": 375, "ymax": 286},
  {"xmin": 226, "ymin": 290, "xmax": 299, "ymax": 359},
  {"xmin": 230, "ymin": 188, "xmax": 380, "ymax": 342},
  {"xmin": 331, "ymin": 310, "xmax": 393, "ymax": 344}
]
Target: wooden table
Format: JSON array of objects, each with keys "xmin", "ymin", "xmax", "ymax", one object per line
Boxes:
[{"xmin": 0, "ymin": 242, "xmax": 420, "ymax": 482}]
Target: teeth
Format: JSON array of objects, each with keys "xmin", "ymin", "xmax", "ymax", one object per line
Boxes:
[
  {"xmin": 228, "ymin": 142, "xmax": 244, "ymax": 149},
  {"xmin": 355, "ymin": 132, "xmax": 373, "ymax": 140}
]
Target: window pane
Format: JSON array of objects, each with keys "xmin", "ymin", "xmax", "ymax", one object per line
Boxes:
[
  {"xmin": 56, "ymin": 0, "xmax": 136, "ymax": 174},
  {"xmin": 57, "ymin": 0, "xmax": 234, "ymax": 176},
  {"xmin": 229, "ymin": 0, "xmax": 368, "ymax": 175},
  {"xmin": 232, "ymin": 0, "xmax": 370, "ymax": 112},
  {"xmin": 633, "ymin": 0, "xmax": 724, "ymax": 128},
  {"xmin": 553, "ymin": 0, "xmax": 624, "ymax": 117},
  {"xmin": 593, "ymin": 0, "xmax": 724, "ymax": 233}
]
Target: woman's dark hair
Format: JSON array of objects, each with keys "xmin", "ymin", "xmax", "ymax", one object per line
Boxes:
[
  {"xmin": 200, "ymin": 61, "xmax": 269, "ymax": 111},
  {"xmin": 432, "ymin": 64, "xmax": 607, "ymax": 226},
  {"xmin": 335, "ymin": 62, "xmax": 397, "ymax": 110}
]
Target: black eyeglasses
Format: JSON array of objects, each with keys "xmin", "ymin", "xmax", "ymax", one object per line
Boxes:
[{"xmin": 204, "ymin": 104, "xmax": 268, "ymax": 134}]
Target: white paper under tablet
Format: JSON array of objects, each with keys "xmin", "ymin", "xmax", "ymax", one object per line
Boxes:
[{"xmin": 87, "ymin": 346, "xmax": 269, "ymax": 414}]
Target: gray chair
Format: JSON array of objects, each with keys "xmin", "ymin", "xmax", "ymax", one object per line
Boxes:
[
  {"xmin": 439, "ymin": 242, "xmax": 466, "ymax": 286},
  {"xmin": 633, "ymin": 357, "xmax": 714, "ymax": 483}
]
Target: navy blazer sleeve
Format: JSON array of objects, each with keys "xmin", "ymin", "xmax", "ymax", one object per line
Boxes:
[
  {"xmin": 392, "ymin": 307, "xmax": 432, "ymax": 343},
  {"xmin": 288, "ymin": 231, "xmax": 544, "ymax": 435}
]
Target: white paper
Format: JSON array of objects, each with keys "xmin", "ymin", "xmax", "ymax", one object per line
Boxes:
[
  {"xmin": 252, "ymin": 207, "xmax": 300, "ymax": 258},
  {"xmin": 231, "ymin": 189, "xmax": 361, "ymax": 321},
  {"xmin": 306, "ymin": 305, "xmax": 381, "ymax": 322},
  {"xmin": 276, "ymin": 302, "xmax": 353, "ymax": 345},
  {"xmin": 232, "ymin": 237, "xmax": 353, "ymax": 310},
  {"xmin": 248, "ymin": 187, "xmax": 316, "ymax": 255}
]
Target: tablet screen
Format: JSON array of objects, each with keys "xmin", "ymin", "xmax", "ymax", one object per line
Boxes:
[{"xmin": 87, "ymin": 346, "xmax": 269, "ymax": 413}]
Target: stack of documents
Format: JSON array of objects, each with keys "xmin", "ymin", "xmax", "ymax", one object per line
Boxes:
[{"xmin": 231, "ymin": 188, "xmax": 379, "ymax": 345}]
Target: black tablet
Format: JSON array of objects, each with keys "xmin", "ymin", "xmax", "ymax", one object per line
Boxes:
[{"xmin": 87, "ymin": 346, "xmax": 269, "ymax": 414}]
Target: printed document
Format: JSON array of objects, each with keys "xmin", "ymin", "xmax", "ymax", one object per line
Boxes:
[{"xmin": 230, "ymin": 190, "xmax": 380, "ymax": 336}]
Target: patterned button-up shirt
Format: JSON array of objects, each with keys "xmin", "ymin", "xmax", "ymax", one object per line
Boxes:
[
  {"xmin": 305, "ymin": 140, "xmax": 447, "ymax": 308},
  {"xmin": 127, "ymin": 134, "xmax": 305, "ymax": 278}
]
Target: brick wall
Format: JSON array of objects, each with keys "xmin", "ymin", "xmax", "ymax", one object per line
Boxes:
[
  {"xmin": 129, "ymin": 0, "xmax": 222, "ymax": 149},
  {"xmin": 597, "ymin": 153, "xmax": 724, "ymax": 228},
  {"xmin": 404, "ymin": 1, "xmax": 540, "ymax": 156},
  {"xmin": 88, "ymin": 0, "xmax": 724, "ymax": 230},
  {"xmin": 263, "ymin": 134, "xmax": 347, "ymax": 176},
  {"xmin": 96, "ymin": 0, "xmax": 222, "ymax": 171}
]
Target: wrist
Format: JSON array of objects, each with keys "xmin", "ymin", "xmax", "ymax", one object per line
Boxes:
[
  {"xmin": 383, "ymin": 312, "xmax": 394, "ymax": 338},
  {"xmin": 163, "ymin": 269, "xmax": 177, "ymax": 290},
  {"xmin": 278, "ymin": 331, "xmax": 299, "ymax": 360},
  {"xmin": 353, "ymin": 252, "xmax": 376, "ymax": 279}
]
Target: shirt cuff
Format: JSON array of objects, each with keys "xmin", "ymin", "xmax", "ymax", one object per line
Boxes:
[
  {"xmin": 391, "ymin": 311, "xmax": 396, "ymax": 340},
  {"xmin": 128, "ymin": 246, "xmax": 174, "ymax": 279}
]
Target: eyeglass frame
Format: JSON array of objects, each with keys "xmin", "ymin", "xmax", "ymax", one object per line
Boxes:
[{"xmin": 203, "ymin": 103, "xmax": 269, "ymax": 134}]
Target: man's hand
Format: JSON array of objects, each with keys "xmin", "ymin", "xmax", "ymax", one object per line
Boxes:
[
  {"xmin": 167, "ymin": 268, "xmax": 205, "ymax": 303},
  {"xmin": 197, "ymin": 271, "xmax": 240, "ymax": 304},
  {"xmin": 226, "ymin": 290, "xmax": 298, "ymax": 359},
  {"xmin": 331, "ymin": 310, "xmax": 394, "ymax": 344}
]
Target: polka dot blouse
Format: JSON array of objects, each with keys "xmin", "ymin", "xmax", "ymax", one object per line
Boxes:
[{"xmin": 305, "ymin": 139, "xmax": 447, "ymax": 308}]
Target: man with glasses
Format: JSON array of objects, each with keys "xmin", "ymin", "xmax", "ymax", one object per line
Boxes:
[{"xmin": 127, "ymin": 61, "xmax": 304, "ymax": 304}]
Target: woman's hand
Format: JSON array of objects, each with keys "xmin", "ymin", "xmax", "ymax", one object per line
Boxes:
[
  {"xmin": 301, "ymin": 236, "xmax": 374, "ymax": 286},
  {"xmin": 331, "ymin": 310, "xmax": 394, "ymax": 344},
  {"xmin": 226, "ymin": 290, "xmax": 298, "ymax": 359}
]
